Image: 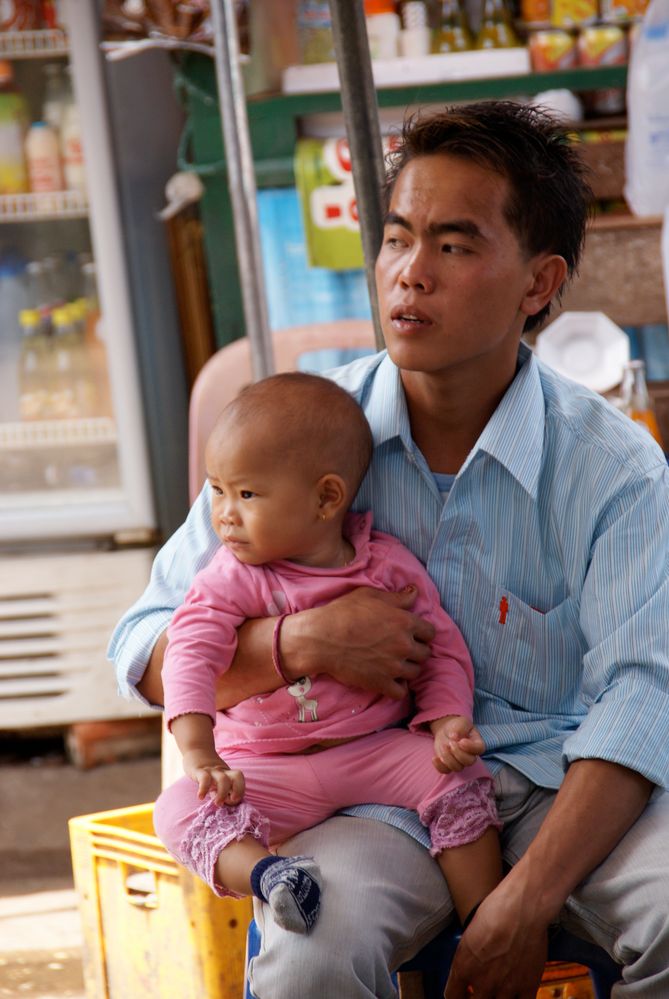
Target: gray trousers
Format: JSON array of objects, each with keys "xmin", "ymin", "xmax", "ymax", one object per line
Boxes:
[{"xmin": 249, "ymin": 766, "xmax": 669, "ymax": 998}]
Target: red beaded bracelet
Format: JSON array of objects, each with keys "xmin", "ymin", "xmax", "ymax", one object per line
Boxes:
[{"xmin": 272, "ymin": 613, "xmax": 291, "ymax": 684}]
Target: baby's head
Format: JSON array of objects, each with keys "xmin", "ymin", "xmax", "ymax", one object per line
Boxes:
[{"xmin": 205, "ymin": 372, "xmax": 373, "ymax": 566}]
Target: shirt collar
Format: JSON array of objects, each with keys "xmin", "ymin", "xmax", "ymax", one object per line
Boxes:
[
  {"xmin": 464, "ymin": 342, "xmax": 545, "ymax": 499},
  {"xmin": 365, "ymin": 343, "xmax": 545, "ymax": 499}
]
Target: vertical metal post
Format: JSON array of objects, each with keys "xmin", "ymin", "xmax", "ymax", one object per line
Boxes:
[
  {"xmin": 210, "ymin": 0, "xmax": 274, "ymax": 379},
  {"xmin": 330, "ymin": 0, "xmax": 386, "ymax": 350}
]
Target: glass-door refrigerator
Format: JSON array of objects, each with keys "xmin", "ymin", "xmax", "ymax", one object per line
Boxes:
[{"xmin": 0, "ymin": 2, "xmax": 166, "ymax": 730}]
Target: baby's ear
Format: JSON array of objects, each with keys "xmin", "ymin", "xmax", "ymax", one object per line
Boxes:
[{"xmin": 316, "ymin": 473, "xmax": 348, "ymax": 520}]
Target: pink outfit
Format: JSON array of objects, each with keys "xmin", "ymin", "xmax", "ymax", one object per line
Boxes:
[{"xmin": 155, "ymin": 512, "xmax": 499, "ymax": 896}]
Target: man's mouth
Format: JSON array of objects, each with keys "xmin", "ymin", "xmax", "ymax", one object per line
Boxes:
[{"xmin": 390, "ymin": 305, "xmax": 432, "ymax": 327}]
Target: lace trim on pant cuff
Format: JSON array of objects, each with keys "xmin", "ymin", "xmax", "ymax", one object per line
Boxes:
[
  {"xmin": 179, "ymin": 797, "xmax": 270, "ymax": 897},
  {"xmin": 422, "ymin": 777, "xmax": 501, "ymax": 856}
]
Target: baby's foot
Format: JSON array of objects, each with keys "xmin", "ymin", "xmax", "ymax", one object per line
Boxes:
[{"xmin": 250, "ymin": 855, "xmax": 322, "ymax": 933}]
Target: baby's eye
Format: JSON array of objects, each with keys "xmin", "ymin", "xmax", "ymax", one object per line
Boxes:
[
  {"xmin": 211, "ymin": 484, "xmax": 223, "ymax": 496},
  {"xmin": 240, "ymin": 490, "xmax": 255, "ymax": 500}
]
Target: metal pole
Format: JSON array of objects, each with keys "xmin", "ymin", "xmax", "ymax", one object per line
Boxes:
[
  {"xmin": 210, "ymin": 0, "xmax": 274, "ymax": 379},
  {"xmin": 330, "ymin": 0, "xmax": 386, "ymax": 350}
]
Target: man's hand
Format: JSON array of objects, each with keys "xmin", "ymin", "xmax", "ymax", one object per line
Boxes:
[
  {"xmin": 431, "ymin": 715, "xmax": 485, "ymax": 773},
  {"xmin": 444, "ymin": 887, "xmax": 548, "ymax": 999},
  {"xmin": 281, "ymin": 585, "xmax": 435, "ymax": 699}
]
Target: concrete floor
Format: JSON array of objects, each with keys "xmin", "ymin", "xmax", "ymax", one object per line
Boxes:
[{"xmin": 0, "ymin": 736, "xmax": 161, "ymax": 998}]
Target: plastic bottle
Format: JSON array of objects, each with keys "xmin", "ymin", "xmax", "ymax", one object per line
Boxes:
[
  {"xmin": 398, "ymin": 1, "xmax": 432, "ymax": 55},
  {"xmin": 365, "ymin": 0, "xmax": 401, "ymax": 58},
  {"xmin": 60, "ymin": 101, "xmax": 86, "ymax": 195},
  {"xmin": 0, "ymin": 60, "xmax": 29, "ymax": 195},
  {"xmin": 49, "ymin": 304, "xmax": 90, "ymax": 419},
  {"xmin": 297, "ymin": 0, "xmax": 336, "ymax": 63},
  {"xmin": 25, "ymin": 259, "xmax": 54, "ymax": 336},
  {"xmin": 81, "ymin": 260, "xmax": 113, "ymax": 418},
  {"xmin": 619, "ymin": 359, "xmax": 664, "ymax": 447},
  {"xmin": 475, "ymin": 0, "xmax": 520, "ymax": 47},
  {"xmin": 25, "ymin": 121, "xmax": 64, "ymax": 193},
  {"xmin": 18, "ymin": 308, "xmax": 50, "ymax": 422},
  {"xmin": 624, "ymin": 0, "xmax": 669, "ymax": 216},
  {"xmin": 42, "ymin": 62, "xmax": 72, "ymax": 134},
  {"xmin": 0, "ymin": 256, "xmax": 27, "ymax": 420},
  {"xmin": 435, "ymin": 0, "xmax": 473, "ymax": 51}
]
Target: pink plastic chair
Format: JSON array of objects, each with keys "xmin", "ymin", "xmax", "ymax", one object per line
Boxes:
[{"xmin": 187, "ymin": 319, "xmax": 375, "ymax": 503}]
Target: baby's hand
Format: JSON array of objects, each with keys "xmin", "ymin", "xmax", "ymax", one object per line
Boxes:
[
  {"xmin": 431, "ymin": 715, "xmax": 485, "ymax": 774},
  {"xmin": 183, "ymin": 750, "xmax": 245, "ymax": 807}
]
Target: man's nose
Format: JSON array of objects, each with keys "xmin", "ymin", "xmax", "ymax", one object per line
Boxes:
[{"xmin": 399, "ymin": 245, "xmax": 434, "ymax": 292}]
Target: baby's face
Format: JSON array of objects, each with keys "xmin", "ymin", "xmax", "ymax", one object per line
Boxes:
[{"xmin": 205, "ymin": 427, "xmax": 327, "ymax": 567}]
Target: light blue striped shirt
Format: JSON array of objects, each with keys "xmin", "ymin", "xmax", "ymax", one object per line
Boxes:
[{"xmin": 109, "ymin": 344, "xmax": 669, "ymax": 847}]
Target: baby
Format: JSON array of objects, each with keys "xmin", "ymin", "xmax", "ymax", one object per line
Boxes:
[{"xmin": 153, "ymin": 372, "xmax": 501, "ymax": 935}]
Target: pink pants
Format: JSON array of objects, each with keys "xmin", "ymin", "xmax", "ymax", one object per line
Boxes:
[{"xmin": 153, "ymin": 728, "xmax": 499, "ymax": 897}]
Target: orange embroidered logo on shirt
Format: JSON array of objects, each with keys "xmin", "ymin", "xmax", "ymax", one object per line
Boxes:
[{"xmin": 499, "ymin": 596, "xmax": 509, "ymax": 624}]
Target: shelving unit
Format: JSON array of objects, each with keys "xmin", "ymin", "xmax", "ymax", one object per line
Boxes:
[
  {"xmin": 0, "ymin": 189, "xmax": 88, "ymax": 222},
  {"xmin": 0, "ymin": 417, "xmax": 117, "ymax": 451},
  {"xmin": 0, "ymin": 27, "xmax": 68, "ymax": 58}
]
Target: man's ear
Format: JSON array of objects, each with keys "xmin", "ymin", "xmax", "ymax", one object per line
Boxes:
[
  {"xmin": 316, "ymin": 473, "xmax": 348, "ymax": 520},
  {"xmin": 520, "ymin": 254, "xmax": 568, "ymax": 322}
]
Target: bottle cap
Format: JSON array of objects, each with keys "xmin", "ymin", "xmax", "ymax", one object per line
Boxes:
[
  {"xmin": 19, "ymin": 309, "xmax": 40, "ymax": 327},
  {"xmin": 364, "ymin": 0, "xmax": 396, "ymax": 14}
]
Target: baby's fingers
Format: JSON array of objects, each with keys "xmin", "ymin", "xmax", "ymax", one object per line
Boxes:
[
  {"xmin": 196, "ymin": 770, "xmax": 214, "ymax": 800},
  {"xmin": 224, "ymin": 769, "xmax": 245, "ymax": 805}
]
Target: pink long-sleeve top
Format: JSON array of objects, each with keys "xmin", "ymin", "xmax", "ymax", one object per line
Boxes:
[{"xmin": 163, "ymin": 512, "xmax": 475, "ymax": 754}]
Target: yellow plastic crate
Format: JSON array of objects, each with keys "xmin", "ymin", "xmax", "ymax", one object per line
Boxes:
[{"xmin": 69, "ymin": 803, "xmax": 253, "ymax": 999}]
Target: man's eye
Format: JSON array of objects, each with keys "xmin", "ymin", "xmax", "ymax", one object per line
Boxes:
[
  {"xmin": 240, "ymin": 490, "xmax": 255, "ymax": 500},
  {"xmin": 442, "ymin": 243, "xmax": 467, "ymax": 255}
]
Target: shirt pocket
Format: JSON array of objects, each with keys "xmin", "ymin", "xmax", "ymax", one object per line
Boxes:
[{"xmin": 476, "ymin": 580, "xmax": 585, "ymax": 713}]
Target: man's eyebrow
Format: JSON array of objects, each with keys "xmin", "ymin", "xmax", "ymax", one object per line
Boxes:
[{"xmin": 384, "ymin": 212, "xmax": 484, "ymax": 240}]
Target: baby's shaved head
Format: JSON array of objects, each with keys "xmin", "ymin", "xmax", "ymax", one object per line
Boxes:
[{"xmin": 210, "ymin": 372, "xmax": 373, "ymax": 498}]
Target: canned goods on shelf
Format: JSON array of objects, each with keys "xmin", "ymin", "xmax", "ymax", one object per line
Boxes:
[{"xmin": 528, "ymin": 28, "xmax": 578, "ymax": 69}]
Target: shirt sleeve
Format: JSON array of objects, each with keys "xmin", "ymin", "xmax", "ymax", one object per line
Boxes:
[
  {"xmin": 563, "ymin": 464, "xmax": 669, "ymax": 787},
  {"xmin": 372, "ymin": 534, "xmax": 476, "ymax": 726},
  {"xmin": 107, "ymin": 483, "xmax": 219, "ymax": 705},
  {"xmin": 162, "ymin": 552, "xmax": 255, "ymax": 729}
]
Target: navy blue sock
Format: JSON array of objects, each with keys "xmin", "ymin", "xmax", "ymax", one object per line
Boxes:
[{"xmin": 250, "ymin": 855, "xmax": 322, "ymax": 934}]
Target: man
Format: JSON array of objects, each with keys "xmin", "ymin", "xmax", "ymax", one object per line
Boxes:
[{"xmin": 110, "ymin": 101, "xmax": 669, "ymax": 997}]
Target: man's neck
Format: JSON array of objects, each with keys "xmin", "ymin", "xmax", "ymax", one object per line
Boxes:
[{"xmin": 400, "ymin": 358, "xmax": 519, "ymax": 474}]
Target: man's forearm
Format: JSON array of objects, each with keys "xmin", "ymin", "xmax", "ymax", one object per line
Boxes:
[
  {"xmin": 505, "ymin": 758, "xmax": 653, "ymax": 923},
  {"xmin": 445, "ymin": 758, "xmax": 653, "ymax": 997}
]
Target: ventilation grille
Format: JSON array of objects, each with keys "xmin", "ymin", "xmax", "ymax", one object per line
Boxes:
[{"xmin": 0, "ymin": 548, "xmax": 155, "ymax": 726}]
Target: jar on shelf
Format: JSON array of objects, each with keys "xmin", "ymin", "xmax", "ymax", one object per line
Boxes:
[{"xmin": 577, "ymin": 23, "xmax": 628, "ymax": 115}]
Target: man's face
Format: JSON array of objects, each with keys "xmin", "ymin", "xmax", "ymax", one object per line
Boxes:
[{"xmin": 375, "ymin": 153, "xmax": 540, "ymax": 384}]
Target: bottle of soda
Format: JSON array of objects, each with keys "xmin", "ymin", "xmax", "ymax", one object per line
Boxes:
[
  {"xmin": 435, "ymin": 0, "xmax": 473, "ymax": 52},
  {"xmin": 619, "ymin": 359, "xmax": 664, "ymax": 449},
  {"xmin": 18, "ymin": 308, "xmax": 50, "ymax": 421},
  {"xmin": 475, "ymin": 0, "xmax": 519, "ymax": 48}
]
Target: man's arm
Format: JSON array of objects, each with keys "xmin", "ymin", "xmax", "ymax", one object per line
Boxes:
[
  {"xmin": 137, "ymin": 585, "xmax": 435, "ymax": 710},
  {"xmin": 445, "ymin": 758, "xmax": 651, "ymax": 998}
]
